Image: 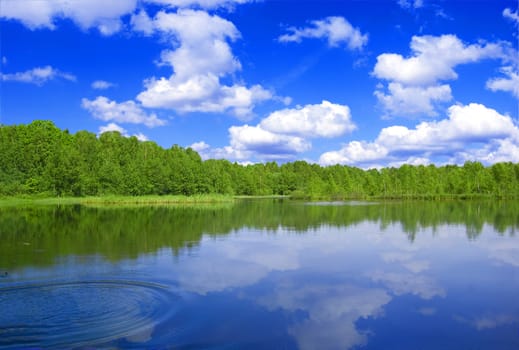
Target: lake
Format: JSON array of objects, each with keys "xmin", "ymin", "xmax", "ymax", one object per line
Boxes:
[{"xmin": 1, "ymin": 200, "xmax": 519, "ymax": 349}]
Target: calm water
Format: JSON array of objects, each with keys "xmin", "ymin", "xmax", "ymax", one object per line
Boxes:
[{"xmin": 1, "ymin": 200, "xmax": 519, "ymax": 349}]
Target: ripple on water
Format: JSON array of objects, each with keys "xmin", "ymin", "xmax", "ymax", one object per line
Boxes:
[{"xmin": 0, "ymin": 280, "xmax": 180, "ymax": 349}]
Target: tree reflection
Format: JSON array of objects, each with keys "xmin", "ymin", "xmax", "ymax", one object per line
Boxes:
[{"xmin": 0, "ymin": 200, "xmax": 518, "ymax": 269}]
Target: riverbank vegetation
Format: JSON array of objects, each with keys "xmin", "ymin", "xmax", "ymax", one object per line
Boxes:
[
  {"xmin": 0, "ymin": 194, "xmax": 234, "ymax": 208},
  {"xmin": 1, "ymin": 121, "xmax": 519, "ymax": 199}
]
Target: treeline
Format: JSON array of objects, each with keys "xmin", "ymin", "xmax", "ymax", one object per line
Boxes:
[{"xmin": 1, "ymin": 120, "xmax": 519, "ymax": 199}]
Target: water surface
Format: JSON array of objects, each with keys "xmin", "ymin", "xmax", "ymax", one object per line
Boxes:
[{"xmin": 1, "ymin": 200, "xmax": 518, "ymax": 349}]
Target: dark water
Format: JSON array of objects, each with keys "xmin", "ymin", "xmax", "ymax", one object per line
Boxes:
[{"xmin": 1, "ymin": 200, "xmax": 519, "ymax": 349}]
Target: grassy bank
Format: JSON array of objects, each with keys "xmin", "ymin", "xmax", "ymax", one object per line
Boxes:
[{"xmin": 0, "ymin": 194, "xmax": 235, "ymax": 207}]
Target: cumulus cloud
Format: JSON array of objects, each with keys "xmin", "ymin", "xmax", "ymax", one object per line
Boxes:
[
  {"xmin": 98, "ymin": 123, "xmax": 149, "ymax": 141},
  {"xmin": 99, "ymin": 122, "xmax": 127, "ymax": 135},
  {"xmin": 130, "ymin": 10, "xmax": 155, "ymax": 36},
  {"xmin": 190, "ymin": 141, "xmax": 252, "ymax": 161},
  {"xmin": 260, "ymin": 101, "xmax": 356, "ymax": 138},
  {"xmin": 193, "ymin": 101, "xmax": 355, "ymax": 162},
  {"xmin": 134, "ymin": 9, "xmax": 273, "ymax": 118},
  {"xmin": 1, "ymin": 65, "xmax": 76, "ymax": 85},
  {"xmin": 143, "ymin": 10, "xmax": 241, "ymax": 78},
  {"xmin": 486, "ymin": 66, "xmax": 519, "ymax": 98},
  {"xmin": 0, "ymin": 0, "xmax": 137, "ymax": 34},
  {"xmin": 373, "ymin": 35, "xmax": 503, "ymax": 86},
  {"xmin": 229, "ymin": 124, "xmax": 311, "ymax": 158},
  {"xmin": 374, "ymin": 83, "xmax": 452, "ymax": 117},
  {"xmin": 397, "ymin": 0, "xmax": 424, "ymax": 10},
  {"xmin": 476, "ymin": 139, "xmax": 519, "ymax": 164},
  {"xmin": 320, "ymin": 141, "xmax": 389, "ymax": 168},
  {"xmin": 378, "ymin": 103, "xmax": 517, "ymax": 148},
  {"xmin": 82, "ymin": 96, "xmax": 167, "ymax": 127},
  {"xmin": 372, "ymin": 35, "xmax": 506, "ymax": 117},
  {"xmin": 190, "ymin": 141, "xmax": 211, "ymax": 153},
  {"xmin": 319, "ymin": 103, "xmax": 519, "ymax": 167},
  {"xmin": 279, "ymin": 16, "xmax": 368, "ymax": 50},
  {"xmin": 503, "ymin": 8, "xmax": 519, "ymax": 25},
  {"xmin": 470, "ymin": 8, "xmax": 519, "ymax": 101},
  {"xmin": 144, "ymin": 0, "xmax": 252, "ymax": 9},
  {"xmin": 138, "ymin": 74, "xmax": 272, "ymax": 118},
  {"xmin": 91, "ymin": 80, "xmax": 115, "ymax": 90},
  {"xmin": 133, "ymin": 133, "xmax": 150, "ymax": 142}
]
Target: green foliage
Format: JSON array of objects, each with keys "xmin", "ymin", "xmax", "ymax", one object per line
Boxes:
[{"xmin": 1, "ymin": 120, "xmax": 519, "ymax": 199}]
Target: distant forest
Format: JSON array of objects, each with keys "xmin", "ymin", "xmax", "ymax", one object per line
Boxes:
[{"xmin": 1, "ymin": 120, "xmax": 518, "ymax": 199}]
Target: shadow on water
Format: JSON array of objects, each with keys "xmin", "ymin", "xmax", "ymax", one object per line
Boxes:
[{"xmin": 0, "ymin": 199, "xmax": 518, "ymax": 269}]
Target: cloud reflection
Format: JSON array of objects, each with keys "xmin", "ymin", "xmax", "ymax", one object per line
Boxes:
[
  {"xmin": 477, "ymin": 234, "xmax": 519, "ymax": 267},
  {"xmin": 454, "ymin": 314, "xmax": 519, "ymax": 330},
  {"xmin": 256, "ymin": 282, "xmax": 391, "ymax": 350},
  {"xmin": 163, "ymin": 222, "xmax": 450, "ymax": 348}
]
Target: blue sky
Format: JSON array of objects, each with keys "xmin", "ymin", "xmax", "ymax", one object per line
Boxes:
[{"xmin": 1, "ymin": 0, "xmax": 518, "ymax": 168}]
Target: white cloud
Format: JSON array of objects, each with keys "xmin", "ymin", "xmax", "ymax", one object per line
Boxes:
[
  {"xmin": 91, "ymin": 80, "xmax": 115, "ymax": 90},
  {"xmin": 144, "ymin": 0, "xmax": 252, "ymax": 9},
  {"xmin": 133, "ymin": 9, "xmax": 273, "ymax": 117},
  {"xmin": 146, "ymin": 10, "xmax": 241, "ymax": 79},
  {"xmin": 373, "ymin": 35, "xmax": 503, "ymax": 86},
  {"xmin": 377, "ymin": 103, "xmax": 518, "ymax": 148},
  {"xmin": 133, "ymin": 133, "xmax": 149, "ymax": 142},
  {"xmin": 191, "ymin": 141, "xmax": 252, "ymax": 161},
  {"xmin": 194, "ymin": 101, "xmax": 354, "ymax": 162},
  {"xmin": 279, "ymin": 16, "xmax": 368, "ymax": 50},
  {"xmin": 320, "ymin": 141, "xmax": 389, "ymax": 167},
  {"xmin": 82, "ymin": 96, "xmax": 166, "ymax": 128},
  {"xmin": 319, "ymin": 103, "xmax": 519, "ymax": 167},
  {"xmin": 387, "ymin": 156, "xmax": 431, "ymax": 168},
  {"xmin": 130, "ymin": 10, "xmax": 155, "ymax": 36},
  {"xmin": 397, "ymin": 0, "xmax": 424, "ymax": 9},
  {"xmin": 98, "ymin": 123, "xmax": 149, "ymax": 141},
  {"xmin": 190, "ymin": 141, "xmax": 211, "ymax": 153},
  {"xmin": 0, "ymin": 0, "xmax": 137, "ymax": 34},
  {"xmin": 372, "ymin": 34, "xmax": 506, "ymax": 116},
  {"xmin": 138, "ymin": 74, "xmax": 272, "ymax": 118},
  {"xmin": 481, "ymin": 139, "xmax": 519, "ymax": 164},
  {"xmin": 503, "ymin": 8, "xmax": 519, "ymax": 25},
  {"xmin": 1, "ymin": 65, "xmax": 76, "ymax": 85},
  {"xmin": 99, "ymin": 122, "xmax": 127, "ymax": 135},
  {"xmin": 485, "ymin": 9, "xmax": 519, "ymax": 100},
  {"xmin": 229, "ymin": 124, "xmax": 311, "ymax": 158},
  {"xmin": 486, "ymin": 66, "xmax": 519, "ymax": 98},
  {"xmin": 374, "ymin": 83, "xmax": 452, "ymax": 117},
  {"xmin": 259, "ymin": 101, "xmax": 356, "ymax": 138}
]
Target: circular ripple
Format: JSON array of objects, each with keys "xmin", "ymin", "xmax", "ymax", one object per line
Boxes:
[{"xmin": 0, "ymin": 280, "xmax": 179, "ymax": 348}]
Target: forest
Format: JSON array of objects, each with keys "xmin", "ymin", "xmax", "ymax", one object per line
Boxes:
[{"xmin": 1, "ymin": 120, "xmax": 519, "ymax": 199}]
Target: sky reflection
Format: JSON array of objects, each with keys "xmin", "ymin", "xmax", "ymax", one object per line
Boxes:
[{"xmin": 1, "ymin": 203, "xmax": 519, "ymax": 349}]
